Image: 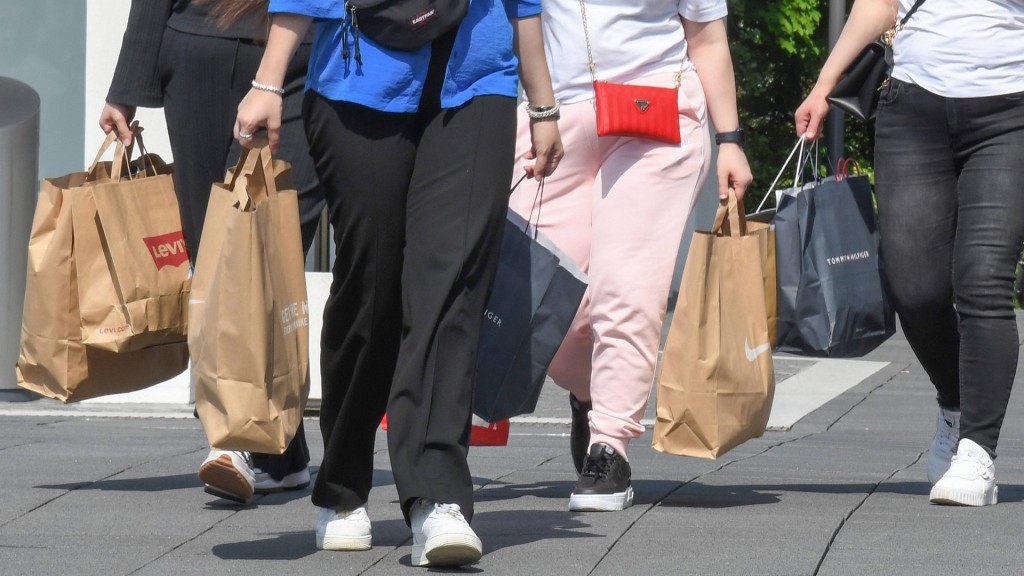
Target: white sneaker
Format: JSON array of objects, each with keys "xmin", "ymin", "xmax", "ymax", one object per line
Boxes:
[
  {"xmin": 410, "ymin": 499, "xmax": 482, "ymax": 567},
  {"xmin": 316, "ymin": 506, "xmax": 372, "ymax": 551},
  {"xmin": 927, "ymin": 407, "xmax": 960, "ymax": 484},
  {"xmin": 253, "ymin": 466, "xmax": 311, "ymax": 494},
  {"xmin": 199, "ymin": 450, "xmax": 255, "ymax": 502},
  {"xmin": 929, "ymin": 438, "xmax": 998, "ymax": 506}
]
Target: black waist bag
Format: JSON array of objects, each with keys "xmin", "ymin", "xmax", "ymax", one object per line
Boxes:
[{"xmin": 347, "ymin": 0, "xmax": 468, "ymax": 51}]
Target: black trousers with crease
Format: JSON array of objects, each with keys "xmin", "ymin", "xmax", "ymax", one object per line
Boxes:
[{"xmin": 303, "ymin": 34, "xmax": 516, "ymax": 524}]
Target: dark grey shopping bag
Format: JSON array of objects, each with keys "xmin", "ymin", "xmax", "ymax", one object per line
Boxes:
[
  {"xmin": 774, "ymin": 172, "xmax": 895, "ymax": 357},
  {"xmin": 473, "ymin": 209, "xmax": 588, "ymax": 422}
]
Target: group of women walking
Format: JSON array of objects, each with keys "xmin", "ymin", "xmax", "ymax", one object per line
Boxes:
[{"xmin": 101, "ymin": 0, "xmax": 1023, "ymax": 567}]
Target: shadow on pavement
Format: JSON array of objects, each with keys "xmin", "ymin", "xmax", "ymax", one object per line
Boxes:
[
  {"xmin": 38, "ymin": 473, "xmax": 197, "ymax": 493},
  {"xmin": 468, "ymin": 509, "xmax": 602, "ymax": 553},
  {"xmin": 212, "ymin": 517, "xmax": 414, "ymax": 560},
  {"xmin": 658, "ymin": 480, "xmax": 1024, "ymax": 505},
  {"xmin": 474, "ymin": 479, "xmax": 573, "ymax": 502},
  {"xmin": 212, "ymin": 531, "xmax": 317, "ymax": 560}
]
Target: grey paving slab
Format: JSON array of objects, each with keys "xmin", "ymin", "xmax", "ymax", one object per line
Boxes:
[{"xmin": 2, "ymin": 316, "xmax": 1024, "ymax": 575}]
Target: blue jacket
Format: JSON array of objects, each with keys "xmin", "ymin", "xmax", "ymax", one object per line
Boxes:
[{"xmin": 269, "ymin": 0, "xmax": 541, "ymax": 112}]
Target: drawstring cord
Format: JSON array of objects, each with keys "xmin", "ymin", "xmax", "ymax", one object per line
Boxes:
[
  {"xmin": 342, "ymin": 3, "xmax": 363, "ymax": 68},
  {"xmin": 341, "ymin": 9, "xmax": 350, "ymax": 62}
]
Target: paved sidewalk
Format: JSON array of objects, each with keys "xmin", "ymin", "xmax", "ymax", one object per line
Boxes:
[{"xmin": 2, "ymin": 318, "xmax": 1023, "ymax": 576}]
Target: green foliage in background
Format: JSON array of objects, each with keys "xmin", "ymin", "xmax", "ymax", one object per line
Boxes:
[{"xmin": 727, "ymin": 0, "xmax": 875, "ymax": 212}]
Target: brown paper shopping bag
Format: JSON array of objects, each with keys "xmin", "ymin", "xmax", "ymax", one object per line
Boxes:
[
  {"xmin": 652, "ymin": 190, "xmax": 776, "ymax": 459},
  {"xmin": 748, "ymin": 219, "xmax": 777, "ymax": 347},
  {"xmin": 189, "ymin": 146, "xmax": 310, "ymax": 454},
  {"xmin": 16, "ymin": 132, "xmax": 189, "ymax": 402},
  {"xmin": 72, "ymin": 133, "xmax": 190, "ymax": 352}
]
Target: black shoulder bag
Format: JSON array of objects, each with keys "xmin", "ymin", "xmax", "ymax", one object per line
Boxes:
[
  {"xmin": 827, "ymin": 0, "xmax": 926, "ymax": 120},
  {"xmin": 345, "ymin": 0, "xmax": 468, "ymax": 52}
]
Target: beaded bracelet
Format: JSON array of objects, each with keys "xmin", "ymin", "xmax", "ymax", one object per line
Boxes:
[
  {"xmin": 526, "ymin": 99, "xmax": 560, "ymax": 120},
  {"xmin": 251, "ymin": 79, "xmax": 285, "ymax": 95}
]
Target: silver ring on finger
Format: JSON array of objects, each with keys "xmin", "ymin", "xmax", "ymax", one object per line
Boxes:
[{"xmin": 239, "ymin": 130, "xmax": 254, "ymax": 140}]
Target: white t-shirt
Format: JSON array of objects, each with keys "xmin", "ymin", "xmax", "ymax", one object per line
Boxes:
[
  {"xmin": 892, "ymin": 0, "xmax": 1024, "ymax": 97},
  {"xmin": 540, "ymin": 0, "xmax": 728, "ymax": 104}
]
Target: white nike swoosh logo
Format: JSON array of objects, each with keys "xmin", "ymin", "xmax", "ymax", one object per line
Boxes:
[{"xmin": 744, "ymin": 337, "xmax": 771, "ymax": 362}]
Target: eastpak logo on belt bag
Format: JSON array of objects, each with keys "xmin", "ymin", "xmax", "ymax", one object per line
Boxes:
[
  {"xmin": 410, "ymin": 8, "xmax": 436, "ymax": 27},
  {"xmin": 344, "ymin": 0, "xmax": 468, "ymax": 53}
]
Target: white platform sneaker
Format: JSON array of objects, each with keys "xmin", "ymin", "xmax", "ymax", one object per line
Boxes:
[{"xmin": 929, "ymin": 438, "xmax": 998, "ymax": 506}]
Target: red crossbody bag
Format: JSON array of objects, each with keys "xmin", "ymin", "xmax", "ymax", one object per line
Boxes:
[{"xmin": 580, "ymin": 0, "xmax": 683, "ymax": 144}]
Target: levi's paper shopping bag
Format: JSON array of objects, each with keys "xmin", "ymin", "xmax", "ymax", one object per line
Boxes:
[
  {"xmin": 72, "ymin": 132, "xmax": 190, "ymax": 352},
  {"xmin": 16, "ymin": 132, "xmax": 189, "ymax": 402},
  {"xmin": 652, "ymin": 190, "xmax": 776, "ymax": 459},
  {"xmin": 189, "ymin": 146, "xmax": 310, "ymax": 454}
]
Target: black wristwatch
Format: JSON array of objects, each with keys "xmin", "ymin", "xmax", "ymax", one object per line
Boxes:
[{"xmin": 715, "ymin": 129, "xmax": 745, "ymax": 147}]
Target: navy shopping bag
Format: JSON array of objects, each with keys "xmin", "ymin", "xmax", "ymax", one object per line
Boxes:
[
  {"xmin": 473, "ymin": 209, "xmax": 587, "ymax": 422},
  {"xmin": 774, "ymin": 170, "xmax": 896, "ymax": 357}
]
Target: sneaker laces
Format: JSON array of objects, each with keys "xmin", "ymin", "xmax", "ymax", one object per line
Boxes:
[
  {"xmin": 581, "ymin": 450, "xmax": 612, "ymax": 481},
  {"xmin": 433, "ymin": 503, "xmax": 467, "ymax": 522},
  {"xmin": 949, "ymin": 446, "xmax": 992, "ymax": 480},
  {"xmin": 330, "ymin": 506, "xmax": 367, "ymax": 520},
  {"xmin": 950, "ymin": 454, "xmax": 987, "ymax": 478}
]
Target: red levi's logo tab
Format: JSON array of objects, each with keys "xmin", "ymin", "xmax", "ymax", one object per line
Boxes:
[{"xmin": 143, "ymin": 231, "xmax": 190, "ymax": 270}]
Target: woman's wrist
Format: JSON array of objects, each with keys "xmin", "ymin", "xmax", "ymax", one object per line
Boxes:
[
  {"xmin": 526, "ymin": 99, "xmax": 560, "ymax": 120},
  {"xmin": 251, "ymin": 79, "xmax": 285, "ymax": 95}
]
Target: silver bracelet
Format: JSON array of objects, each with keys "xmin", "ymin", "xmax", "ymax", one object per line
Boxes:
[
  {"xmin": 251, "ymin": 79, "xmax": 285, "ymax": 95},
  {"xmin": 526, "ymin": 99, "xmax": 560, "ymax": 120}
]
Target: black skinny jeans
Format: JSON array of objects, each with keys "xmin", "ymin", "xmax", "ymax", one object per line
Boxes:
[
  {"xmin": 302, "ymin": 33, "xmax": 516, "ymax": 523},
  {"xmin": 874, "ymin": 78, "xmax": 1024, "ymax": 457}
]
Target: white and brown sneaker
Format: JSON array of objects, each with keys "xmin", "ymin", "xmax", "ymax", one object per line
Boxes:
[{"xmin": 199, "ymin": 450, "xmax": 255, "ymax": 503}]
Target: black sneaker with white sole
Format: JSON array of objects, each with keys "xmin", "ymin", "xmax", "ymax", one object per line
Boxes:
[{"xmin": 568, "ymin": 443, "xmax": 634, "ymax": 512}]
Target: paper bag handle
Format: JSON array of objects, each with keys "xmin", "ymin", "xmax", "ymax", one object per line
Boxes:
[
  {"xmin": 89, "ymin": 131, "xmax": 119, "ymax": 172},
  {"xmin": 130, "ymin": 131, "xmax": 162, "ymax": 178},
  {"xmin": 836, "ymin": 157, "xmax": 862, "ymax": 181},
  {"xmin": 88, "ymin": 130, "xmax": 134, "ymax": 181},
  {"xmin": 712, "ymin": 188, "xmax": 747, "ymax": 238},
  {"xmin": 88, "ymin": 128, "xmax": 159, "ymax": 182},
  {"xmin": 755, "ymin": 136, "xmax": 821, "ymax": 212},
  {"xmin": 228, "ymin": 146, "xmax": 279, "ymax": 210}
]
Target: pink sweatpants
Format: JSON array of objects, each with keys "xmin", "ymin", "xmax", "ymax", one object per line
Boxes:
[{"xmin": 510, "ymin": 70, "xmax": 710, "ymax": 459}]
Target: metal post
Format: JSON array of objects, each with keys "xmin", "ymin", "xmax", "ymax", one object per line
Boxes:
[
  {"xmin": 825, "ymin": 0, "xmax": 846, "ymax": 171},
  {"xmin": 0, "ymin": 77, "xmax": 40, "ymax": 401}
]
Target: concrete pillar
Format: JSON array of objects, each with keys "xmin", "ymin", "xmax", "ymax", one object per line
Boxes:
[{"xmin": 0, "ymin": 77, "xmax": 40, "ymax": 401}]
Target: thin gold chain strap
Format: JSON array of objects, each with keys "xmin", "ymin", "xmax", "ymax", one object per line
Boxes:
[{"xmin": 576, "ymin": 0, "xmax": 685, "ymax": 89}]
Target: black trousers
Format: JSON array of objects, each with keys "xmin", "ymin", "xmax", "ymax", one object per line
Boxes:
[
  {"xmin": 875, "ymin": 79, "xmax": 1024, "ymax": 457},
  {"xmin": 302, "ymin": 37, "xmax": 516, "ymax": 524},
  {"xmin": 160, "ymin": 28, "xmax": 325, "ymax": 476}
]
